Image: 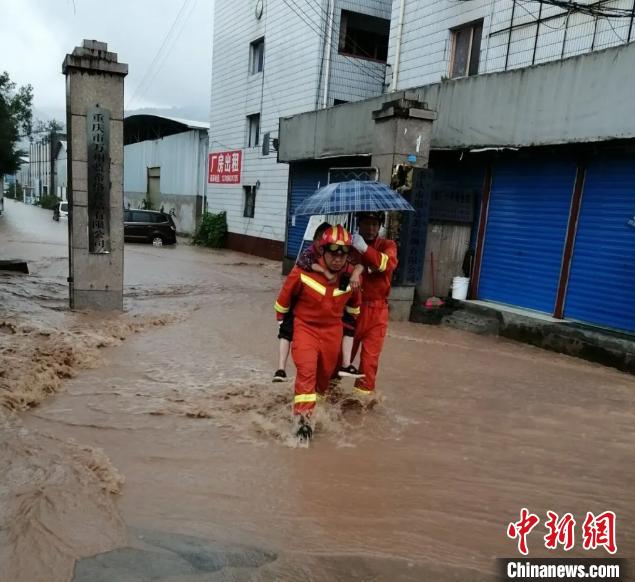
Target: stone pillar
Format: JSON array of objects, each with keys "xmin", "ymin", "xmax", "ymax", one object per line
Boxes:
[
  {"xmin": 370, "ymin": 95, "xmax": 436, "ymax": 321},
  {"xmin": 63, "ymin": 40, "xmax": 128, "ymax": 311}
]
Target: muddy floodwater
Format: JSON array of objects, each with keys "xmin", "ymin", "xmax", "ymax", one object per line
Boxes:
[{"xmin": 1, "ymin": 199, "xmax": 634, "ymax": 581}]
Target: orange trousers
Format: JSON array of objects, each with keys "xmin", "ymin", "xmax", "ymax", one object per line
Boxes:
[
  {"xmin": 291, "ymin": 318, "xmax": 342, "ymax": 415},
  {"xmin": 352, "ymin": 301, "xmax": 389, "ymax": 393}
]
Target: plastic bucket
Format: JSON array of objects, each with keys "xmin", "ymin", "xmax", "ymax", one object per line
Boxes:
[{"xmin": 451, "ymin": 276, "xmax": 470, "ymax": 301}]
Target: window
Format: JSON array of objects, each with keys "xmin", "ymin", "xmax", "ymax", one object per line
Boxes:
[
  {"xmin": 243, "ymin": 186, "xmax": 256, "ymax": 218},
  {"xmin": 132, "ymin": 211, "xmax": 149, "ymax": 223},
  {"xmin": 450, "ymin": 20, "xmax": 483, "ymax": 78},
  {"xmin": 250, "ymin": 37, "xmax": 264, "ymax": 74},
  {"xmin": 338, "ymin": 10, "xmax": 390, "ymax": 62},
  {"xmin": 333, "ymin": 99, "xmax": 349, "ymax": 105},
  {"xmin": 246, "ymin": 114, "xmax": 260, "ymax": 147}
]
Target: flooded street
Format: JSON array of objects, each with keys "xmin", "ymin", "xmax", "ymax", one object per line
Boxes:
[{"xmin": 1, "ymin": 198, "xmax": 634, "ymax": 581}]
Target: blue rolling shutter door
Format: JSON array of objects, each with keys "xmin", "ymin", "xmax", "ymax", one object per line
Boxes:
[
  {"xmin": 286, "ymin": 163, "xmax": 328, "ymax": 258},
  {"xmin": 565, "ymin": 158, "xmax": 635, "ymax": 332},
  {"xmin": 479, "ymin": 160, "xmax": 576, "ymax": 313}
]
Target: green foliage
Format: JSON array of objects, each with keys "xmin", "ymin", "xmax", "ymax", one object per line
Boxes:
[
  {"xmin": 37, "ymin": 193, "xmax": 60, "ymax": 210},
  {"xmin": 193, "ymin": 211, "xmax": 227, "ymax": 248},
  {"xmin": 5, "ymin": 182, "xmax": 23, "ymax": 201},
  {"xmin": 0, "ymin": 71, "xmax": 33, "ymax": 177}
]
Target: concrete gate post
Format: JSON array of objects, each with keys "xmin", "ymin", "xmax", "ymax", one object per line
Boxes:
[
  {"xmin": 371, "ymin": 95, "xmax": 436, "ymax": 321},
  {"xmin": 62, "ymin": 40, "xmax": 128, "ymax": 310}
]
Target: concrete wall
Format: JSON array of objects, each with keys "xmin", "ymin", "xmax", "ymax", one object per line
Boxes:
[
  {"xmin": 386, "ymin": 0, "xmax": 635, "ymax": 91},
  {"xmin": 208, "ymin": 0, "xmax": 390, "ymax": 247},
  {"xmin": 124, "ymin": 130, "xmax": 206, "ymax": 235},
  {"xmin": 279, "ymin": 41, "xmax": 635, "ymax": 160}
]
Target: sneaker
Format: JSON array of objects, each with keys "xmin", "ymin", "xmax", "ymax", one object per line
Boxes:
[
  {"xmin": 272, "ymin": 369, "xmax": 287, "ymax": 383},
  {"xmin": 338, "ymin": 365, "xmax": 365, "ymax": 379},
  {"xmin": 296, "ymin": 415, "xmax": 313, "ymax": 441}
]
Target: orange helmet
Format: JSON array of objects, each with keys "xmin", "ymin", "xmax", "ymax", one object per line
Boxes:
[{"xmin": 319, "ymin": 224, "xmax": 352, "ymax": 250}]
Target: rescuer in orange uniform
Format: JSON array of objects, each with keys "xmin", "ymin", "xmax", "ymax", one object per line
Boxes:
[
  {"xmin": 274, "ymin": 225, "xmax": 361, "ymax": 440},
  {"xmin": 350, "ymin": 212, "xmax": 398, "ymax": 397}
]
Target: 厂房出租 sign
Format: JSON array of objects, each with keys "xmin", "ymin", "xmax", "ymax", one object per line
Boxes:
[{"xmin": 208, "ymin": 151, "xmax": 242, "ymax": 184}]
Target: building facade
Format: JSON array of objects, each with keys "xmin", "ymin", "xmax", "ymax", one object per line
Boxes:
[
  {"xmin": 54, "ymin": 141, "xmax": 67, "ymax": 201},
  {"xmin": 278, "ymin": 1, "xmax": 635, "ymax": 336},
  {"xmin": 27, "ymin": 134, "xmax": 66, "ymax": 202},
  {"xmin": 387, "ymin": 0, "xmax": 635, "ymax": 90},
  {"xmin": 123, "ymin": 114, "xmax": 208, "ymax": 236},
  {"xmin": 207, "ymin": 0, "xmax": 391, "ymax": 258}
]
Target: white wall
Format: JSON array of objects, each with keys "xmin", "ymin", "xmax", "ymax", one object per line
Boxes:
[
  {"xmin": 208, "ymin": 0, "xmax": 391, "ymax": 243},
  {"xmin": 388, "ymin": 0, "xmax": 635, "ymax": 91},
  {"xmin": 124, "ymin": 130, "xmax": 205, "ymax": 196},
  {"xmin": 327, "ymin": 0, "xmax": 391, "ymax": 104},
  {"xmin": 55, "ymin": 142, "xmax": 67, "ymax": 201}
]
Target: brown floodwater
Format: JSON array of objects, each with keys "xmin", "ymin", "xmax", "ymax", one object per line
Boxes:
[{"xmin": 1, "ymin": 199, "xmax": 634, "ymax": 581}]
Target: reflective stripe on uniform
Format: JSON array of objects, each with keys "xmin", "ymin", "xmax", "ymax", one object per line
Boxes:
[
  {"xmin": 378, "ymin": 253, "xmax": 389, "ymax": 273},
  {"xmin": 333, "ymin": 286, "xmax": 352, "ymax": 297},
  {"xmin": 300, "ymin": 273, "xmax": 327, "ymax": 296},
  {"xmin": 294, "ymin": 393, "xmax": 317, "ymax": 404},
  {"xmin": 274, "ymin": 301, "xmax": 289, "ymax": 314},
  {"xmin": 354, "ymin": 386, "xmax": 373, "ymax": 395},
  {"xmin": 345, "ymin": 305, "xmax": 361, "ymax": 315}
]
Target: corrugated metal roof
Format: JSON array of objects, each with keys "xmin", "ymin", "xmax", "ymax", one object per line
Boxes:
[{"xmin": 124, "ymin": 113, "xmax": 209, "ymax": 130}]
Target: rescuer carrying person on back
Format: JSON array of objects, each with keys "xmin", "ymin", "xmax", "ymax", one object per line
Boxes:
[{"xmin": 274, "ymin": 225, "xmax": 362, "ymax": 440}]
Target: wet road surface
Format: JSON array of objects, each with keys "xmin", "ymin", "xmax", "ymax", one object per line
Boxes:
[{"xmin": 1, "ymin": 199, "xmax": 633, "ymax": 581}]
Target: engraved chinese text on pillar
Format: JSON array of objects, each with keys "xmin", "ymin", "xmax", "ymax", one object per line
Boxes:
[{"xmin": 87, "ymin": 106, "xmax": 111, "ymax": 254}]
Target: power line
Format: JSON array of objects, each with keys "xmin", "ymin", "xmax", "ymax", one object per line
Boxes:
[
  {"xmin": 281, "ymin": 0, "xmax": 386, "ymax": 85},
  {"xmin": 515, "ymin": 0, "xmax": 570, "ymax": 31},
  {"xmin": 499, "ymin": 0, "xmax": 635, "ymax": 18},
  {"xmin": 302, "ymin": 0, "xmax": 389, "ymax": 81},
  {"xmin": 126, "ymin": 0, "xmax": 196, "ymax": 109}
]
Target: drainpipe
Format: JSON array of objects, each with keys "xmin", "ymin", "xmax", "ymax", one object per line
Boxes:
[
  {"xmin": 321, "ymin": 0, "xmax": 335, "ymax": 108},
  {"xmin": 389, "ymin": 0, "xmax": 406, "ymax": 92}
]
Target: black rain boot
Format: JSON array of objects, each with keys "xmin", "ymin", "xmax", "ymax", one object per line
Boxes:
[{"xmin": 296, "ymin": 415, "xmax": 313, "ymax": 441}]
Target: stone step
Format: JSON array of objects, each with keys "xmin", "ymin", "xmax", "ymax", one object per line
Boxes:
[{"xmin": 441, "ymin": 309, "xmax": 500, "ymax": 335}]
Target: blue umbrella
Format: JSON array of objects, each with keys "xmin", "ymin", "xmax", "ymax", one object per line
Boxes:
[{"xmin": 293, "ymin": 180, "xmax": 415, "ymax": 216}]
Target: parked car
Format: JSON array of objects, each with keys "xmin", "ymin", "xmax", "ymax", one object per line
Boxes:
[
  {"xmin": 123, "ymin": 209, "xmax": 176, "ymax": 246},
  {"xmin": 52, "ymin": 201, "xmax": 68, "ymax": 221}
]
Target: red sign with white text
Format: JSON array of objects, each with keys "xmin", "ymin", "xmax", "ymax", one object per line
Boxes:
[{"xmin": 208, "ymin": 150, "xmax": 242, "ymax": 184}]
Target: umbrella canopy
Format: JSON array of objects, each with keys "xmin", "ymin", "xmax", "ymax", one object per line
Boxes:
[{"xmin": 293, "ymin": 180, "xmax": 415, "ymax": 216}]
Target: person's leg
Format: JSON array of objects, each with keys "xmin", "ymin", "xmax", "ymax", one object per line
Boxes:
[
  {"xmin": 317, "ymin": 325, "xmax": 343, "ymax": 395},
  {"xmin": 290, "ymin": 320, "xmax": 319, "ymax": 417},
  {"xmin": 278, "ymin": 338, "xmax": 291, "ymax": 371},
  {"xmin": 341, "ymin": 335, "xmax": 354, "ymax": 367},
  {"xmin": 351, "ymin": 307, "xmax": 369, "ymax": 365},
  {"xmin": 354, "ymin": 306, "xmax": 388, "ymax": 393},
  {"xmin": 274, "ymin": 311, "xmax": 294, "ymax": 381}
]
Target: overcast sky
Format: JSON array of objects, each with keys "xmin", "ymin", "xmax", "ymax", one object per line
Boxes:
[{"xmin": 0, "ymin": 0, "xmax": 213, "ymax": 123}]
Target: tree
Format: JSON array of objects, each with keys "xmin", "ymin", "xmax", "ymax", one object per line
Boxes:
[
  {"xmin": 33, "ymin": 118, "xmax": 64, "ymax": 137},
  {"xmin": 0, "ymin": 71, "xmax": 33, "ymax": 178}
]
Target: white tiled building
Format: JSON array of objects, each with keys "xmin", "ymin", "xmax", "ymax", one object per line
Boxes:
[
  {"xmin": 207, "ymin": 0, "xmax": 391, "ymax": 258},
  {"xmin": 387, "ymin": 0, "xmax": 635, "ymax": 90},
  {"xmin": 209, "ymin": 0, "xmax": 635, "ymax": 258}
]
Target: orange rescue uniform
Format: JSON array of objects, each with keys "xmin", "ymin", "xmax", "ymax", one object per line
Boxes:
[
  {"xmin": 275, "ymin": 263, "xmax": 361, "ymax": 415},
  {"xmin": 352, "ymin": 237, "xmax": 398, "ymax": 393}
]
